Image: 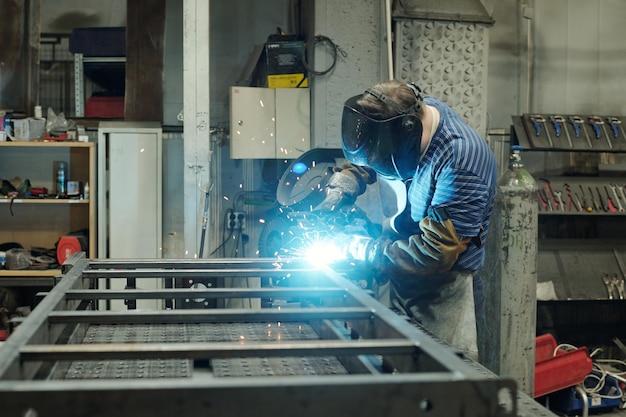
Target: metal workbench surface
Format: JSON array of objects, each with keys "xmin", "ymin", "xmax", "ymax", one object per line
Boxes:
[{"xmin": 0, "ymin": 255, "xmax": 553, "ymax": 417}]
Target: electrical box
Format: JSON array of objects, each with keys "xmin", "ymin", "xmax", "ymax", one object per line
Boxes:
[
  {"xmin": 252, "ymin": 39, "xmax": 308, "ymax": 88},
  {"xmin": 230, "ymin": 86, "xmax": 310, "ymax": 159}
]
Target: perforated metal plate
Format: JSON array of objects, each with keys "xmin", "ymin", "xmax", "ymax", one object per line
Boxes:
[
  {"xmin": 62, "ymin": 322, "xmax": 347, "ymax": 379},
  {"xmin": 64, "ymin": 359, "xmax": 191, "ymax": 380}
]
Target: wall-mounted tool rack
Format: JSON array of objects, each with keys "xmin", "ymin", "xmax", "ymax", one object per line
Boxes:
[
  {"xmin": 512, "ymin": 114, "xmax": 626, "ymax": 152},
  {"xmin": 0, "ymin": 254, "xmax": 553, "ymax": 417},
  {"xmin": 535, "ymin": 177, "xmax": 626, "ymax": 215}
]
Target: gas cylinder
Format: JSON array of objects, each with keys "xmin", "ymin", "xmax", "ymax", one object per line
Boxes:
[{"xmin": 482, "ymin": 145, "xmax": 538, "ymax": 395}]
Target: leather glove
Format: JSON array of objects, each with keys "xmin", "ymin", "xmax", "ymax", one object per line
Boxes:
[
  {"xmin": 315, "ymin": 171, "xmax": 359, "ymax": 211},
  {"xmin": 314, "ymin": 163, "xmax": 376, "ymax": 211},
  {"xmin": 386, "ymin": 207, "xmax": 471, "ymax": 275}
]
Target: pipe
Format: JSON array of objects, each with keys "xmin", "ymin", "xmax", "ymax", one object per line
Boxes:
[{"xmin": 385, "ymin": 0, "xmax": 394, "ymax": 79}]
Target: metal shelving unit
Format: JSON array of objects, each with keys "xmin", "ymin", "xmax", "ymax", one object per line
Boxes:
[{"xmin": 73, "ymin": 53, "xmax": 126, "ymax": 117}]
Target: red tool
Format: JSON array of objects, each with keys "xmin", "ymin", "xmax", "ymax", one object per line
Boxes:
[
  {"xmin": 605, "ymin": 186, "xmax": 618, "ymax": 213},
  {"xmin": 539, "ymin": 178, "xmax": 559, "ymax": 210}
]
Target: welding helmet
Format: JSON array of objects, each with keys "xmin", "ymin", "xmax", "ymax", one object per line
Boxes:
[{"xmin": 341, "ymin": 95, "xmax": 423, "ymax": 181}]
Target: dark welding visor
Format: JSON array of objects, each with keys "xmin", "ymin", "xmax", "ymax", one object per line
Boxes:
[{"xmin": 341, "ymin": 95, "xmax": 423, "ymax": 180}]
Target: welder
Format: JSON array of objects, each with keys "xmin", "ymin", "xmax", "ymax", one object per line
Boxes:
[{"xmin": 318, "ymin": 79, "xmax": 497, "ymax": 360}]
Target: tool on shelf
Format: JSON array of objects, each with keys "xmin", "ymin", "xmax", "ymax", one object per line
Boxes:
[{"xmin": 530, "ymin": 114, "xmax": 554, "ymax": 147}]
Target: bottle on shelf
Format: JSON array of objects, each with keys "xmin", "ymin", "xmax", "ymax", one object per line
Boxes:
[{"xmin": 56, "ymin": 162, "xmax": 67, "ymax": 198}]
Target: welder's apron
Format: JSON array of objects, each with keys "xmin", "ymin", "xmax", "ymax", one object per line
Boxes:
[{"xmin": 389, "ymin": 270, "xmax": 478, "ymax": 361}]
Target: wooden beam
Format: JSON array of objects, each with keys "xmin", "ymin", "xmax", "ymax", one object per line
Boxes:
[
  {"xmin": 0, "ymin": 0, "xmax": 40, "ymax": 115},
  {"xmin": 125, "ymin": 0, "xmax": 165, "ymax": 122}
]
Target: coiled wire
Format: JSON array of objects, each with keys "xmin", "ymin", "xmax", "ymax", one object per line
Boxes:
[{"xmin": 302, "ymin": 35, "xmax": 347, "ymax": 76}]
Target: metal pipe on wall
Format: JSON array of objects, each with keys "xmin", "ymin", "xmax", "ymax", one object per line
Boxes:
[{"xmin": 385, "ymin": 0, "xmax": 394, "ymax": 79}]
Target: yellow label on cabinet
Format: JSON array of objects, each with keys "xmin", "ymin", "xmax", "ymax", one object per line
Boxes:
[{"xmin": 267, "ymin": 74, "xmax": 308, "ymax": 88}]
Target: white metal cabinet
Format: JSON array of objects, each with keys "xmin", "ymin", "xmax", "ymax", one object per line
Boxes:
[
  {"xmin": 97, "ymin": 121, "xmax": 163, "ymax": 310},
  {"xmin": 230, "ymin": 86, "xmax": 310, "ymax": 159}
]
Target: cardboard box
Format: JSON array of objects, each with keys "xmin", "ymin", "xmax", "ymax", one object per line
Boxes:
[
  {"xmin": 13, "ymin": 118, "xmax": 45, "ymax": 140},
  {"xmin": 253, "ymin": 39, "xmax": 308, "ymax": 88}
]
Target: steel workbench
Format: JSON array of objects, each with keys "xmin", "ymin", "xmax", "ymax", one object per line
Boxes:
[{"xmin": 0, "ymin": 254, "xmax": 552, "ymax": 417}]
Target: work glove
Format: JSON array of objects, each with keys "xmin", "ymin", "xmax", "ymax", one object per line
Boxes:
[
  {"xmin": 315, "ymin": 171, "xmax": 360, "ymax": 212},
  {"xmin": 386, "ymin": 207, "xmax": 471, "ymax": 276},
  {"xmin": 314, "ymin": 163, "xmax": 376, "ymax": 211}
]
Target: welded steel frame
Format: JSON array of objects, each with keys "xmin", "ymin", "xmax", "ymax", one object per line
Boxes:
[{"xmin": 0, "ymin": 254, "xmax": 536, "ymax": 417}]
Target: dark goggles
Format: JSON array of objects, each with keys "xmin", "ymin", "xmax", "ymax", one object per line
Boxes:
[{"xmin": 341, "ymin": 95, "xmax": 423, "ymax": 180}]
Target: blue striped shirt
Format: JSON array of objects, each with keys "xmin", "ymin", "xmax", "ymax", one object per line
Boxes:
[{"xmin": 392, "ymin": 97, "xmax": 497, "ymax": 271}]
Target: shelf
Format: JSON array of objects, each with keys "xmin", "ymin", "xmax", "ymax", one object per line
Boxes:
[
  {"xmin": 0, "ymin": 140, "xmax": 92, "ymax": 148},
  {"xmin": 0, "ymin": 139, "xmax": 96, "ymax": 293},
  {"xmin": 0, "ymin": 198, "xmax": 90, "ymax": 204},
  {"xmin": 512, "ymin": 113, "xmax": 626, "ymax": 152},
  {"xmin": 0, "ymin": 269, "xmax": 61, "ymax": 276},
  {"xmin": 0, "ymin": 269, "xmax": 61, "ymax": 286}
]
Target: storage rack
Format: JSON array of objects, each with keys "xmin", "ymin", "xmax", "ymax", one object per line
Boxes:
[
  {"xmin": 0, "ymin": 140, "xmax": 96, "ymax": 289},
  {"xmin": 0, "ymin": 254, "xmax": 553, "ymax": 417},
  {"xmin": 512, "ymin": 113, "xmax": 626, "ymax": 349},
  {"xmin": 73, "ymin": 53, "xmax": 126, "ymax": 117}
]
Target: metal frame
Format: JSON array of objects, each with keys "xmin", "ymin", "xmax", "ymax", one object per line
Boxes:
[
  {"xmin": 0, "ymin": 254, "xmax": 542, "ymax": 417},
  {"xmin": 73, "ymin": 53, "xmax": 126, "ymax": 117}
]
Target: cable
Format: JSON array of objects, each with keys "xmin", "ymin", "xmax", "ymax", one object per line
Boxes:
[
  {"xmin": 553, "ymin": 343, "xmax": 626, "ymax": 402},
  {"xmin": 210, "ymin": 209, "xmax": 234, "ymax": 257},
  {"xmin": 302, "ymin": 35, "xmax": 347, "ymax": 76}
]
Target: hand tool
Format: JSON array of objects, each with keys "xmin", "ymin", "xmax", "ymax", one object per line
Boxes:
[
  {"xmin": 612, "ymin": 248, "xmax": 626, "ymax": 300},
  {"xmin": 530, "ymin": 115, "xmax": 553, "ymax": 147},
  {"xmin": 572, "ymin": 191, "xmax": 583, "ymax": 212},
  {"xmin": 606, "ymin": 117, "xmax": 622, "ymax": 139},
  {"xmin": 588, "ymin": 116, "xmax": 603, "ymax": 139},
  {"xmin": 562, "ymin": 183, "xmax": 576, "ymax": 212},
  {"xmin": 589, "ymin": 116, "xmax": 612, "ymax": 149},
  {"xmin": 539, "ymin": 189, "xmax": 553, "ymax": 212},
  {"xmin": 604, "ymin": 186, "xmax": 618, "ymax": 213},
  {"xmin": 613, "ymin": 274, "xmax": 625, "ymax": 300},
  {"xmin": 539, "ymin": 178, "xmax": 558, "ymax": 210},
  {"xmin": 570, "ymin": 116, "xmax": 593, "ymax": 148},
  {"xmin": 609, "ymin": 184, "xmax": 625, "ymax": 213},
  {"xmin": 618, "ymin": 184, "xmax": 626, "ymax": 210},
  {"xmin": 551, "ymin": 115, "xmax": 573, "ymax": 148},
  {"xmin": 553, "ymin": 190, "xmax": 565, "ymax": 212},
  {"xmin": 595, "ymin": 186, "xmax": 609, "ymax": 212},
  {"xmin": 579, "ymin": 184, "xmax": 593, "ymax": 212},
  {"xmin": 603, "ymin": 273, "xmax": 615, "ymax": 299},
  {"xmin": 590, "ymin": 186, "xmax": 602, "ymax": 212},
  {"xmin": 550, "ymin": 115, "xmax": 562, "ymax": 136}
]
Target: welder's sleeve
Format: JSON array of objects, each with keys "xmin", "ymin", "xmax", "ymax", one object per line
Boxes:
[
  {"xmin": 380, "ymin": 207, "xmax": 471, "ymax": 276},
  {"xmin": 315, "ymin": 162, "xmax": 377, "ymax": 211}
]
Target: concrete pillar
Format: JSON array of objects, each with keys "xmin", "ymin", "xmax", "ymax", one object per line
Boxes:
[{"xmin": 182, "ymin": 0, "xmax": 212, "ymax": 258}]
